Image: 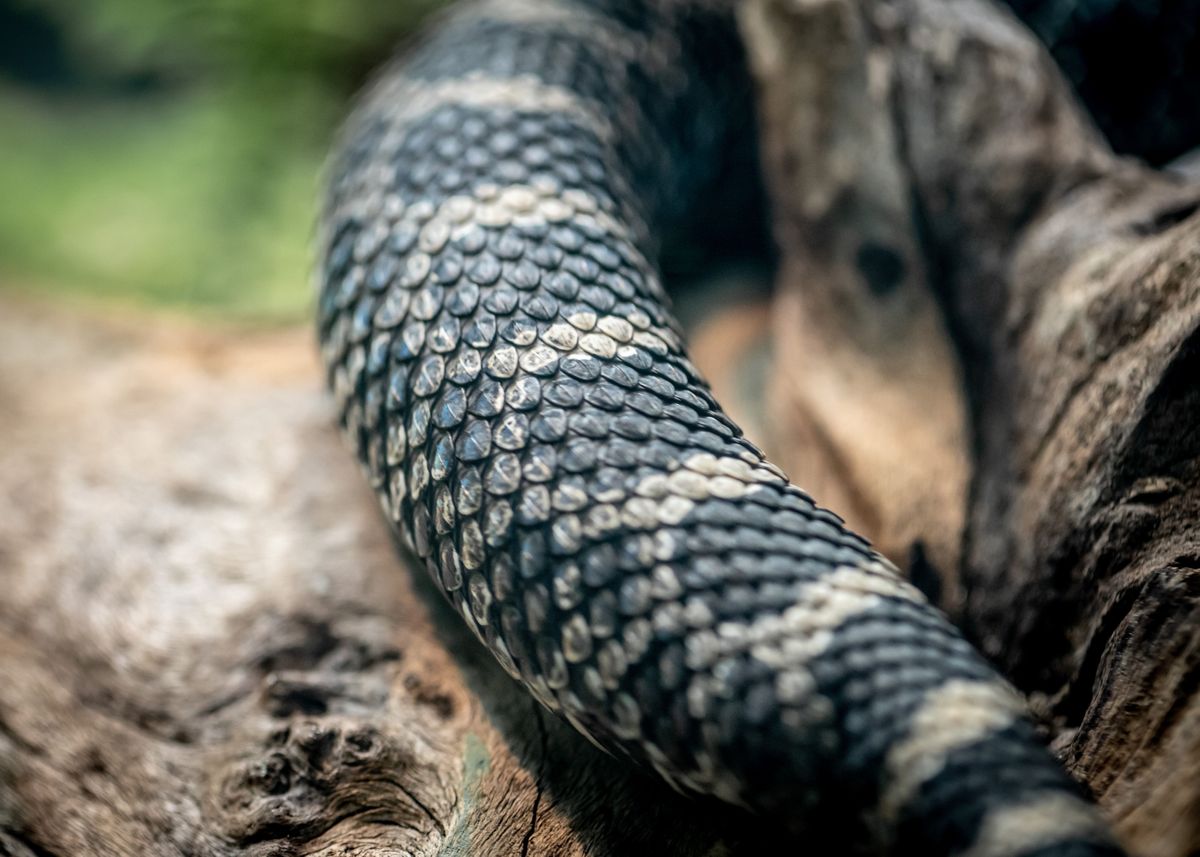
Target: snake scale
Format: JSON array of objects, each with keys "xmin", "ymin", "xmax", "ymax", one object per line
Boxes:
[{"xmin": 316, "ymin": 0, "xmax": 1191, "ymax": 853}]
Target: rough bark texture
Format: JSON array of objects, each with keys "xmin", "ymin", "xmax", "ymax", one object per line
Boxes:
[
  {"xmin": 740, "ymin": 0, "xmax": 1200, "ymax": 855},
  {"xmin": 0, "ymin": 297, "xmax": 791, "ymax": 856},
  {"xmin": 2, "ymin": 0, "xmax": 1198, "ymax": 853}
]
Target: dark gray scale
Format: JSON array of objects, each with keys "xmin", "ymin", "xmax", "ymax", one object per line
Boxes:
[
  {"xmin": 400, "ymin": 5, "xmax": 741, "ymax": 225},
  {"xmin": 895, "ymin": 721, "xmax": 1116, "ymax": 855},
  {"xmin": 318, "ymin": 1, "xmax": 1130, "ymax": 855},
  {"xmin": 810, "ymin": 603, "xmax": 994, "ymax": 762}
]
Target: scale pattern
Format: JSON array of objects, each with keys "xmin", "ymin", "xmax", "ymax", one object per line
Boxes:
[{"xmin": 317, "ymin": 0, "xmax": 1133, "ymax": 853}]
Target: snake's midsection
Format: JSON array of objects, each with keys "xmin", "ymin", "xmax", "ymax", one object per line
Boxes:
[{"xmin": 317, "ymin": 1, "xmax": 1127, "ymax": 854}]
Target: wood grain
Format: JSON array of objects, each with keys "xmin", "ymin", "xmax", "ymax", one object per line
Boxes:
[
  {"xmin": 0, "ymin": 297, "xmax": 794, "ymax": 856},
  {"xmin": 741, "ymin": 0, "xmax": 1200, "ymax": 853}
]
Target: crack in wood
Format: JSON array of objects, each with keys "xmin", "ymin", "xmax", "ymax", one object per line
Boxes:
[{"xmin": 519, "ymin": 702, "xmax": 549, "ymax": 857}]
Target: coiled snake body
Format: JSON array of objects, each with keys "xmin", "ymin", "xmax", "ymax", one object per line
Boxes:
[{"xmin": 316, "ymin": 0, "xmax": 1178, "ymax": 853}]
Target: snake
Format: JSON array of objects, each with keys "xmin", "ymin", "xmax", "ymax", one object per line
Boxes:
[{"xmin": 315, "ymin": 0, "xmax": 1192, "ymax": 853}]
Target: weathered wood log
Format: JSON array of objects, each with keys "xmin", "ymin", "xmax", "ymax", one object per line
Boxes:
[
  {"xmin": 737, "ymin": 0, "xmax": 974, "ymax": 612},
  {"xmin": 0, "ymin": 297, "xmax": 798, "ymax": 856},
  {"xmin": 740, "ymin": 1, "xmax": 1200, "ymax": 855}
]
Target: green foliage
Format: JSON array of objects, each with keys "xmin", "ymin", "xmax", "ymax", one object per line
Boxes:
[{"xmin": 0, "ymin": 0, "xmax": 445, "ymax": 320}]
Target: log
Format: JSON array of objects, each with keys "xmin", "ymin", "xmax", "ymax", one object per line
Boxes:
[
  {"xmin": 739, "ymin": 0, "xmax": 1200, "ymax": 855},
  {"xmin": 0, "ymin": 297, "xmax": 794, "ymax": 856},
  {"xmin": 738, "ymin": 0, "xmax": 973, "ymax": 611}
]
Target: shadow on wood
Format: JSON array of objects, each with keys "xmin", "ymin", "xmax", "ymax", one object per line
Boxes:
[{"xmin": 740, "ymin": 0, "xmax": 1200, "ymax": 854}]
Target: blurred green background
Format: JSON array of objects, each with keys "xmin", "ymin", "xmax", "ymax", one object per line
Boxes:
[{"xmin": 0, "ymin": 0, "xmax": 443, "ymax": 321}]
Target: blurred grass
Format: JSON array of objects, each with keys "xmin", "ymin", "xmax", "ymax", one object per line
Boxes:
[{"xmin": 0, "ymin": 0, "xmax": 444, "ymax": 321}]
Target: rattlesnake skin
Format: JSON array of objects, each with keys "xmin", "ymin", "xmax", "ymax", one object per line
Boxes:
[{"xmin": 317, "ymin": 0, "xmax": 1149, "ymax": 853}]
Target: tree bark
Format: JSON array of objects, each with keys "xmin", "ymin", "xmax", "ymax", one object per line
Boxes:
[
  {"xmin": 739, "ymin": 1, "xmax": 1200, "ymax": 855},
  {"xmin": 0, "ymin": 298, "xmax": 789, "ymax": 856}
]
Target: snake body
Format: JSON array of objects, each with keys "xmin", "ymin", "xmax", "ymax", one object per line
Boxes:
[{"xmin": 317, "ymin": 1, "xmax": 1147, "ymax": 853}]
